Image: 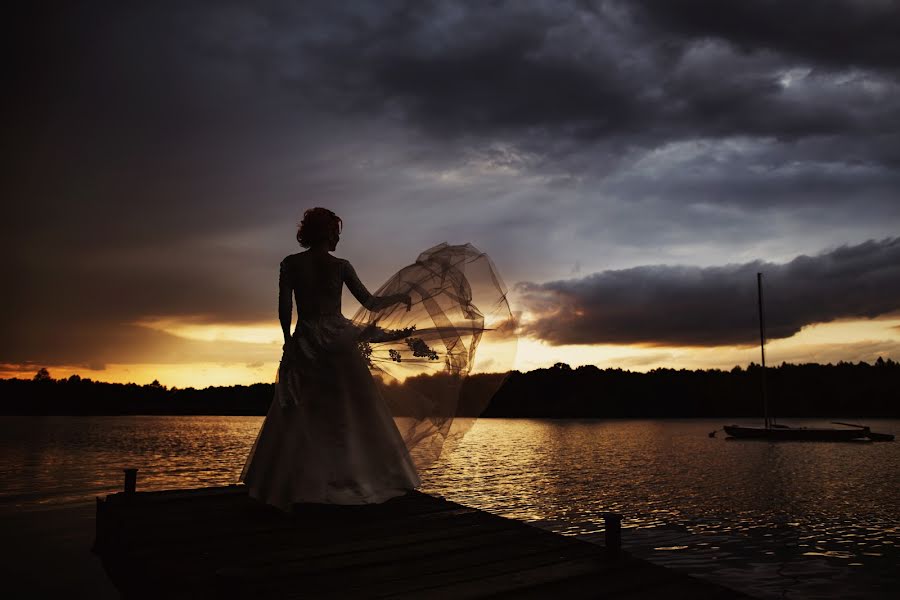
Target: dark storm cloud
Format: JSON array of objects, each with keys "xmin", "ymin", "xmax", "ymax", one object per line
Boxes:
[
  {"xmin": 517, "ymin": 237, "xmax": 900, "ymax": 346},
  {"xmin": 11, "ymin": 0, "xmax": 900, "ymax": 162},
  {"xmin": 625, "ymin": 0, "xmax": 900, "ymax": 72},
  {"xmin": 267, "ymin": 1, "xmax": 900, "ymax": 158}
]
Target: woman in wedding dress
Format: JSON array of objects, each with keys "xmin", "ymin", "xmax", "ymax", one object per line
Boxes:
[
  {"xmin": 240, "ymin": 207, "xmax": 516, "ymax": 511},
  {"xmin": 240, "ymin": 208, "xmax": 419, "ymax": 509}
]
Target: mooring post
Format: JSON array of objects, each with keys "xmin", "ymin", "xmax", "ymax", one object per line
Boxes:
[
  {"xmin": 604, "ymin": 512, "xmax": 622, "ymax": 558},
  {"xmin": 124, "ymin": 468, "xmax": 138, "ymax": 495}
]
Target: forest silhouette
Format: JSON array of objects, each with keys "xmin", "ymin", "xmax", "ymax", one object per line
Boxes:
[{"xmin": 3, "ymin": 359, "xmax": 898, "ymax": 417}]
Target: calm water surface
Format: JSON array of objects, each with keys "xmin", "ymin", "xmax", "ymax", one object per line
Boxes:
[{"xmin": 2, "ymin": 416, "xmax": 897, "ymax": 599}]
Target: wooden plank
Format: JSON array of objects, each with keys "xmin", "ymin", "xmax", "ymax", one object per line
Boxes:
[
  {"xmin": 106, "ymin": 490, "xmax": 464, "ymax": 530},
  {"xmin": 121, "ymin": 517, "xmax": 520, "ymax": 583},
  {"xmin": 113, "ymin": 506, "xmax": 486, "ymax": 562},
  {"xmin": 101, "ymin": 505, "xmax": 522, "ymax": 588},
  {"xmin": 368, "ymin": 555, "xmax": 612, "ymax": 599},
  {"xmin": 220, "ymin": 516, "xmax": 553, "ymax": 571},
  {"xmin": 224, "ymin": 517, "xmax": 515, "ymax": 562},
  {"xmin": 495, "ymin": 557, "xmax": 753, "ymax": 600},
  {"xmin": 608, "ymin": 577, "xmax": 750, "ymax": 600},
  {"xmin": 125, "ymin": 510, "xmax": 506, "ymax": 561},
  {"xmin": 94, "ymin": 485, "xmax": 751, "ymax": 600},
  {"xmin": 101, "ymin": 495, "xmax": 478, "ymax": 550},
  {"xmin": 226, "ymin": 546, "xmax": 605, "ymax": 600},
  {"xmin": 489, "ymin": 559, "xmax": 690, "ymax": 599},
  {"xmin": 102, "ymin": 492, "xmax": 444, "ymax": 528},
  {"xmin": 223, "ymin": 526, "xmax": 584, "ymax": 582},
  {"xmin": 105, "ymin": 488, "xmax": 459, "ymax": 526}
]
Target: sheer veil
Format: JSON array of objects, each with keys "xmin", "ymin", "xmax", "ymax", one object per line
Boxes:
[{"xmin": 353, "ymin": 243, "xmax": 517, "ymax": 471}]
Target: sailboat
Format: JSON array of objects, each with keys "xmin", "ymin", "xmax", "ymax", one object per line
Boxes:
[{"xmin": 722, "ymin": 273, "xmax": 894, "ymax": 442}]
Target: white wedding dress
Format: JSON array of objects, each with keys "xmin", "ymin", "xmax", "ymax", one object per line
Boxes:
[
  {"xmin": 240, "ymin": 251, "xmax": 420, "ymax": 509},
  {"xmin": 240, "ymin": 244, "xmax": 516, "ymax": 511}
]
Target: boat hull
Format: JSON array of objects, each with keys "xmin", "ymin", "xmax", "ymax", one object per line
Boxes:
[{"xmin": 724, "ymin": 425, "xmax": 868, "ymax": 441}]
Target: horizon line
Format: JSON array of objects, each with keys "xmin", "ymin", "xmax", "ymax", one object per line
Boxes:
[{"xmin": 6, "ymin": 357, "xmax": 898, "ymax": 390}]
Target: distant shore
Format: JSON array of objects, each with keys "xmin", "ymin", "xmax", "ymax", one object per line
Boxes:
[{"xmin": 3, "ymin": 359, "xmax": 898, "ymax": 417}]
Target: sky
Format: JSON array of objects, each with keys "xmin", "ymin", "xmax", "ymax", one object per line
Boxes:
[{"xmin": 4, "ymin": 0, "xmax": 900, "ymax": 387}]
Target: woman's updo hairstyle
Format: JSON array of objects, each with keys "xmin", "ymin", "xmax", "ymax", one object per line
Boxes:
[{"xmin": 297, "ymin": 207, "xmax": 342, "ymax": 248}]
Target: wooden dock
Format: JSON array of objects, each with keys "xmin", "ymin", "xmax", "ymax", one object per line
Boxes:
[{"xmin": 93, "ymin": 483, "xmax": 750, "ymax": 599}]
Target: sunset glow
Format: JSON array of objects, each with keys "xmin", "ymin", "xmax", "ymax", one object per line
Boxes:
[{"xmin": 4, "ymin": 317, "xmax": 899, "ymax": 388}]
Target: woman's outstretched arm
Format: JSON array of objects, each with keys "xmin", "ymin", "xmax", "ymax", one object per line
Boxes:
[
  {"xmin": 278, "ymin": 259, "xmax": 293, "ymax": 343},
  {"xmin": 343, "ymin": 260, "xmax": 410, "ymax": 312}
]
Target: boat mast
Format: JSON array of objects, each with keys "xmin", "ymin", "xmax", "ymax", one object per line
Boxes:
[{"xmin": 757, "ymin": 272, "xmax": 769, "ymax": 429}]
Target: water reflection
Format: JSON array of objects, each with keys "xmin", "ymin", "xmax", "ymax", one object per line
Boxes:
[
  {"xmin": 1, "ymin": 416, "xmax": 261, "ymax": 507},
  {"xmin": 419, "ymin": 419, "xmax": 899, "ymax": 599},
  {"xmin": 1, "ymin": 416, "xmax": 897, "ymax": 599}
]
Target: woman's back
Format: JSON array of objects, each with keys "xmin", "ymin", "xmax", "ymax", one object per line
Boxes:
[
  {"xmin": 281, "ymin": 251, "xmax": 346, "ymax": 318},
  {"xmin": 282, "ymin": 250, "xmax": 381, "ymax": 320}
]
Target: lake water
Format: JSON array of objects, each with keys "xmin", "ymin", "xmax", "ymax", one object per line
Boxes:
[{"xmin": 1, "ymin": 416, "xmax": 897, "ymax": 599}]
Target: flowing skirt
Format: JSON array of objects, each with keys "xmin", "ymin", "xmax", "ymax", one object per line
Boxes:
[{"xmin": 240, "ymin": 316, "xmax": 421, "ymax": 510}]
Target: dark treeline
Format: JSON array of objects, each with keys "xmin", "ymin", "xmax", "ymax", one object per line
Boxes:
[
  {"xmin": 2, "ymin": 360, "xmax": 899, "ymax": 417},
  {"xmin": 0, "ymin": 370, "xmax": 274, "ymax": 416},
  {"xmin": 484, "ymin": 359, "xmax": 900, "ymax": 418}
]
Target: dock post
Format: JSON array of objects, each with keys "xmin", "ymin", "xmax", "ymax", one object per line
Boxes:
[
  {"xmin": 604, "ymin": 512, "xmax": 622, "ymax": 558},
  {"xmin": 124, "ymin": 468, "xmax": 138, "ymax": 495}
]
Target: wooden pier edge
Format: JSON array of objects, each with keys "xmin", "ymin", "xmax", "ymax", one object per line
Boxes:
[{"xmin": 93, "ymin": 482, "xmax": 752, "ymax": 599}]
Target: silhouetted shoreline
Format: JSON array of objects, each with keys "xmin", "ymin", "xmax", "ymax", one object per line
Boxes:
[{"xmin": 3, "ymin": 359, "xmax": 898, "ymax": 417}]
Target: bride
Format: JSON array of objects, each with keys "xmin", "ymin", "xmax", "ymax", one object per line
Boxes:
[{"xmin": 240, "ymin": 207, "xmax": 515, "ymax": 510}]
